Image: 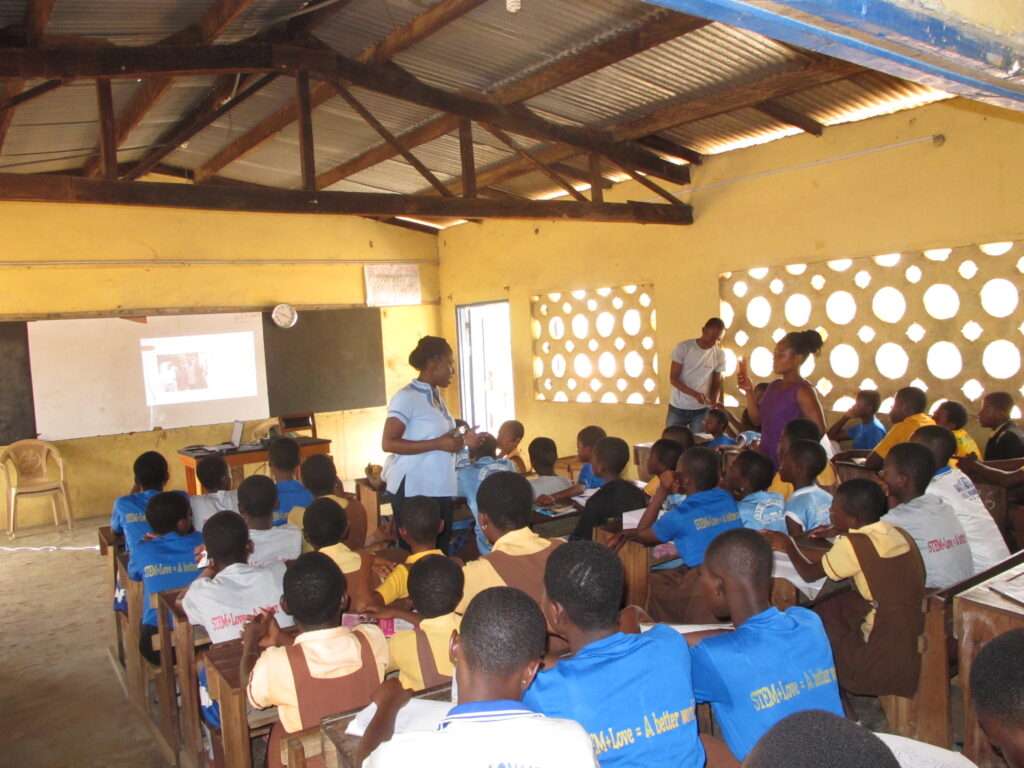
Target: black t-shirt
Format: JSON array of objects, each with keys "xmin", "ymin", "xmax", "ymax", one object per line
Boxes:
[
  {"xmin": 572, "ymin": 478, "xmax": 648, "ymax": 540},
  {"xmin": 985, "ymin": 421, "xmax": 1024, "ymax": 461}
]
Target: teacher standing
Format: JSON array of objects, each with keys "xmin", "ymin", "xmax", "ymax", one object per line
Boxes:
[
  {"xmin": 737, "ymin": 329, "xmax": 827, "ymax": 469},
  {"xmin": 667, "ymin": 317, "xmax": 726, "ymax": 431},
  {"xmin": 382, "ymin": 335, "xmax": 479, "ymax": 553}
]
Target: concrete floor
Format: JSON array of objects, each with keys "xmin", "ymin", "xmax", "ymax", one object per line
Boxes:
[{"xmin": 1, "ymin": 518, "xmax": 169, "ymax": 768}]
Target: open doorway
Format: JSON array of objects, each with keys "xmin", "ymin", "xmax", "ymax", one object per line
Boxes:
[{"xmin": 456, "ymin": 301, "xmax": 515, "ymax": 436}]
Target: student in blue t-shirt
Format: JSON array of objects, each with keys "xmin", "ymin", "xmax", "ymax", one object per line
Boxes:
[
  {"xmin": 690, "ymin": 528, "xmax": 844, "ymax": 761},
  {"xmin": 110, "ymin": 451, "xmax": 173, "ymax": 552},
  {"xmin": 623, "ymin": 446, "xmax": 741, "ymax": 623},
  {"xmin": 827, "ymin": 390, "xmax": 887, "ymax": 451},
  {"xmin": 704, "ymin": 408, "xmax": 737, "ymax": 449},
  {"xmin": 781, "ymin": 440, "xmax": 834, "ymax": 535},
  {"xmin": 724, "ymin": 451, "xmax": 786, "ymax": 532},
  {"xmin": 269, "ymin": 437, "xmax": 314, "ymax": 526},
  {"xmin": 127, "ymin": 491, "xmax": 203, "ymax": 665},
  {"xmin": 534, "ymin": 425, "xmax": 606, "ymax": 506},
  {"xmin": 524, "ymin": 540, "xmax": 710, "ymax": 767},
  {"xmin": 456, "ymin": 433, "xmax": 515, "ymax": 556}
]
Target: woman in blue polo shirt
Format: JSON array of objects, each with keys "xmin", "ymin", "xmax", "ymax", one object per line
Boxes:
[{"xmin": 382, "ymin": 336, "xmax": 479, "ymax": 553}]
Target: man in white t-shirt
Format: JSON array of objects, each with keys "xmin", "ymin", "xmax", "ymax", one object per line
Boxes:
[
  {"xmin": 913, "ymin": 426, "xmax": 1009, "ymax": 573},
  {"xmin": 668, "ymin": 318, "xmax": 726, "ymax": 432},
  {"xmin": 181, "ymin": 511, "xmax": 294, "ymax": 642},
  {"xmin": 880, "ymin": 443, "xmax": 973, "ymax": 590},
  {"xmin": 189, "ymin": 455, "xmax": 239, "ymax": 533},
  {"xmin": 360, "ymin": 587, "xmax": 597, "ymax": 768},
  {"xmin": 238, "ymin": 474, "xmax": 302, "ymax": 566}
]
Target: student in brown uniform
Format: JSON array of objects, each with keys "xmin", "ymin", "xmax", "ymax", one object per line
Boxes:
[
  {"xmin": 766, "ymin": 478, "xmax": 926, "ymax": 699},
  {"xmin": 457, "ymin": 472, "xmax": 563, "ymax": 613},
  {"xmin": 290, "ymin": 453, "xmax": 369, "ymax": 551},
  {"xmin": 243, "ymin": 552, "xmax": 387, "ymax": 768}
]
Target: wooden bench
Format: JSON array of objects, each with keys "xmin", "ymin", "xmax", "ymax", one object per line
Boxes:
[
  {"xmin": 98, "ymin": 526, "xmax": 125, "ymax": 666},
  {"xmin": 877, "ymin": 549, "xmax": 1024, "ymax": 746}
]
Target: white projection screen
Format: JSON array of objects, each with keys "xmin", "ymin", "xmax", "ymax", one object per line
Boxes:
[{"xmin": 29, "ymin": 313, "xmax": 270, "ymax": 440}]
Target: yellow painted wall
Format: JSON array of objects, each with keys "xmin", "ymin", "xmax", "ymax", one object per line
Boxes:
[
  {"xmin": 437, "ymin": 98, "xmax": 1024, "ymax": 475},
  {"xmin": 0, "ymin": 203, "xmax": 439, "ymax": 528}
]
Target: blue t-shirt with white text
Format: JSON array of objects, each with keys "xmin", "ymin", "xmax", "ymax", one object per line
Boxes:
[
  {"xmin": 127, "ymin": 530, "xmax": 203, "ymax": 626},
  {"xmin": 652, "ymin": 487, "xmax": 741, "ymax": 567},
  {"xmin": 738, "ymin": 490, "xmax": 786, "ymax": 532},
  {"xmin": 274, "ymin": 480, "xmax": 313, "ymax": 526},
  {"xmin": 576, "ymin": 463, "xmax": 605, "ymax": 490},
  {"xmin": 524, "ymin": 626, "xmax": 705, "ymax": 768},
  {"xmin": 457, "ymin": 456, "xmax": 516, "ymax": 555},
  {"xmin": 111, "ymin": 489, "xmax": 160, "ymax": 552},
  {"xmin": 690, "ymin": 607, "xmax": 844, "ymax": 760}
]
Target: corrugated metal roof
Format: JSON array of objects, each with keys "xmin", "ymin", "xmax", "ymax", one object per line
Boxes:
[
  {"xmin": 0, "ymin": 0, "xmax": 962, "ymax": 229},
  {"xmin": 391, "ymin": 0, "xmax": 661, "ymax": 92}
]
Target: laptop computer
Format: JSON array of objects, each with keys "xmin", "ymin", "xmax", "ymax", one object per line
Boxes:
[{"xmin": 200, "ymin": 420, "xmax": 246, "ymax": 453}]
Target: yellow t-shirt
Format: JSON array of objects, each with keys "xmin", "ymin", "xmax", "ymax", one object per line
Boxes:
[
  {"xmin": 644, "ymin": 476, "xmax": 660, "ymax": 496},
  {"xmin": 820, "ymin": 520, "xmax": 910, "ymax": 641},
  {"xmin": 318, "ymin": 541, "xmax": 362, "ymax": 575},
  {"xmin": 768, "ymin": 463, "xmax": 838, "ymax": 501},
  {"xmin": 952, "ymin": 429, "xmax": 981, "ymax": 459},
  {"xmin": 386, "ymin": 612, "xmax": 460, "ymax": 691},
  {"xmin": 871, "ymin": 413, "xmax": 935, "ymax": 459},
  {"xmin": 290, "ymin": 494, "xmax": 350, "ymax": 553},
  {"xmin": 456, "ymin": 527, "xmax": 554, "ymax": 614},
  {"xmin": 246, "ymin": 624, "xmax": 388, "ymax": 732},
  {"xmin": 375, "ymin": 548, "xmax": 445, "ymax": 606}
]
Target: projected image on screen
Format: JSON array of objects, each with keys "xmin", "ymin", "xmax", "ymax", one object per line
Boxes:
[{"xmin": 142, "ymin": 332, "xmax": 258, "ymax": 406}]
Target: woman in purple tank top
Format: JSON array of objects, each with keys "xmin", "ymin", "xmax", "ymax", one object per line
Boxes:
[{"xmin": 737, "ymin": 330, "xmax": 827, "ymax": 469}]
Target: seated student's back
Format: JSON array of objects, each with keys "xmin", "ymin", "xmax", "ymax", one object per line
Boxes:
[
  {"xmin": 182, "ymin": 511, "xmax": 293, "ymax": 644},
  {"xmin": 457, "ymin": 433, "xmax": 516, "ymax": 556},
  {"xmin": 246, "ymin": 552, "xmax": 388, "ymax": 738},
  {"xmin": 190, "ymin": 454, "xmax": 239, "ymax": 533},
  {"xmin": 571, "ymin": 437, "xmax": 647, "ymax": 541},
  {"xmin": 386, "ymin": 555, "xmax": 462, "ymax": 691},
  {"xmin": 527, "ymin": 437, "xmax": 572, "ymax": 499},
  {"xmin": 457, "ymin": 472, "xmax": 563, "ymax": 613},
  {"xmin": 914, "ymin": 425, "xmax": 1008, "ymax": 573},
  {"xmin": 268, "ymin": 437, "xmax": 314, "ymax": 525},
  {"xmin": 780, "ymin": 440, "xmax": 833, "ymax": 534},
  {"xmin": 128, "ymin": 492, "xmax": 203, "ymax": 663},
  {"xmin": 970, "ymin": 629, "xmax": 1024, "ymax": 768},
  {"xmin": 302, "ymin": 497, "xmax": 362, "ymax": 576},
  {"xmin": 724, "ymin": 450, "xmax": 785, "ymax": 532},
  {"xmin": 574, "ymin": 425, "xmax": 608, "ymax": 489},
  {"xmin": 111, "ymin": 451, "xmax": 172, "ymax": 551},
  {"xmin": 933, "ymin": 400, "xmax": 981, "ymax": 459},
  {"xmin": 362, "ymin": 587, "xmax": 596, "ymax": 768},
  {"xmin": 745, "ymin": 711, "xmax": 900, "ymax": 768},
  {"xmin": 238, "ymin": 475, "xmax": 302, "ymax": 566},
  {"xmin": 290, "ymin": 453, "xmax": 368, "ymax": 551},
  {"xmin": 524, "ymin": 541, "xmax": 705, "ymax": 768},
  {"xmin": 690, "ymin": 529, "xmax": 844, "ymax": 761},
  {"xmin": 371, "ymin": 496, "xmax": 444, "ymax": 608}
]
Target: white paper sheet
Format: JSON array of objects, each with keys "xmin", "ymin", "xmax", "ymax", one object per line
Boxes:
[
  {"xmin": 345, "ymin": 698, "xmax": 452, "ymax": 737},
  {"xmin": 772, "ymin": 551, "xmax": 827, "ymax": 599},
  {"xmin": 571, "ymin": 488, "xmax": 600, "ymax": 506}
]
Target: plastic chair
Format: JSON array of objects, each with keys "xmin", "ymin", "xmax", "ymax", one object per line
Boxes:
[
  {"xmin": 250, "ymin": 418, "xmax": 279, "ymax": 441},
  {"xmin": 1, "ymin": 439, "xmax": 74, "ymax": 537}
]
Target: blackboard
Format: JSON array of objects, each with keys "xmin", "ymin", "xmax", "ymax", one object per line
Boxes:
[
  {"xmin": 0, "ymin": 322, "xmax": 37, "ymax": 444},
  {"xmin": 262, "ymin": 307, "xmax": 386, "ymax": 416}
]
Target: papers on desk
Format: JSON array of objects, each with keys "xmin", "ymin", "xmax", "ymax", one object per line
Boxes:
[
  {"xmin": 621, "ymin": 506, "xmax": 672, "ymax": 530},
  {"xmin": 345, "ymin": 698, "xmax": 452, "ymax": 737},
  {"xmin": 988, "ymin": 572, "xmax": 1024, "ymax": 608},
  {"xmin": 534, "ymin": 504, "xmax": 577, "ymax": 518},
  {"xmin": 571, "ymin": 487, "xmax": 599, "ymax": 506},
  {"xmin": 772, "ymin": 551, "xmax": 826, "ymax": 599}
]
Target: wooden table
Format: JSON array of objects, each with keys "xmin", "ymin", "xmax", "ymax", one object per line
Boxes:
[
  {"xmin": 354, "ymin": 478, "xmax": 384, "ymax": 534},
  {"xmin": 955, "ymin": 560, "xmax": 1024, "ymax": 767},
  {"xmin": 178, "ymin": 437, "xmax": 331, "ymax": 495},
  {"xmin": 98, "ymin": 527, "xmax": 125, "ymax": 666},
  {"xmin": 633, "ymin": 442, "xmax": 653, "ymax": 483},
  {"xmin": 320, "ymin": 683, "xmax": 453, "ymax": 768}
]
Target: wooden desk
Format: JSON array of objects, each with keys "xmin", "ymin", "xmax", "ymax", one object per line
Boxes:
[
  {"xmin": 955, "ymin": 560, "xmax": 1024, "ymax": 767},
  {"xmin": 204, "ymin": 639, "xmax": 280, "ymax": 768},
  {"xmin": 593, "ymin": 522, "xmax": 649, "ymax": 607},
  {"xmin": 833, "ymin": 460, "xmax": 878, "ymax": 484},
  {"xmin": 178, "ymin": 437, "xmax": 332, "ymax": 495},
  {"xmin": 99, "ymin": 527, "xmax": 125, "ymax": 665},
  {"xmin": 355, "ymin": 478, "xmax": 384, "ymax": 534},
  {"xmin": 320, "ymin": 684, "xmax": 452, "ymax": 768}
]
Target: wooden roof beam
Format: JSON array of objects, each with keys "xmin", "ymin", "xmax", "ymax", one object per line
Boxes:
[
  {"xmin": 550, "ymin": 162, "xmax": 612, "ymax": 189},
  {"xmin": 481, "ymin": 124, "xmax": 587, "ymax": 202},
  {"xmin": 753, "ymin": 99, "xmax": 825, "ymax": 136},
  {"xmin": 193, "ymin": 0, "xmax": 488, "ymax": 182},
  {"xmin": 80, "ymin": 0, "xmax": 257, "ymax": 177},
  {"xmin": 634, "ymin": 135, "xmax": 703, "ymax": 165},
  {"xmin": 0, "ymin": 172, "xmax": 694, "ymax": 224},
  {"xmin": 0, "ymin": 0, "xmax": 57, "ymax": 154},
  {"xmin": 313, "ymin": 10, "xmax": 709, "ymax": 189}
]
